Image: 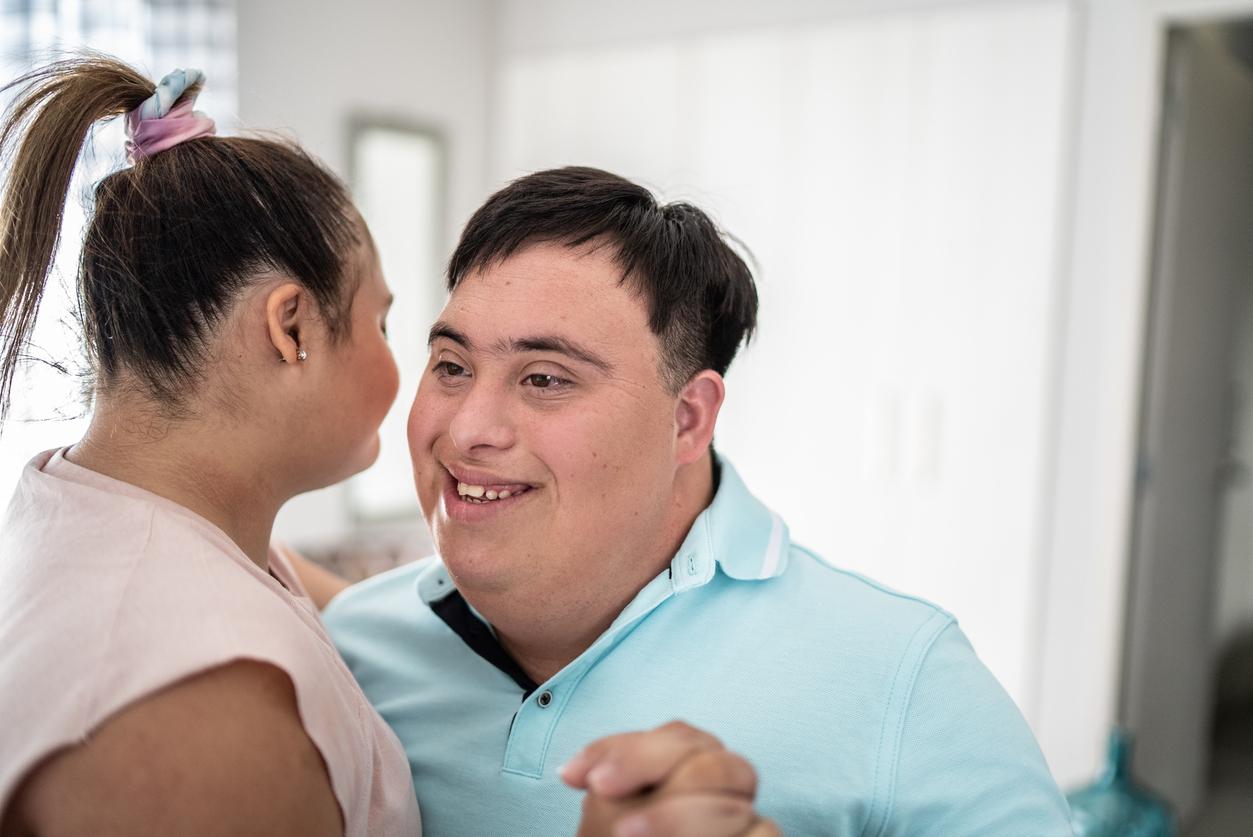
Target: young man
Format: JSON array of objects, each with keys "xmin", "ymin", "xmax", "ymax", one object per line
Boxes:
[{"xmin": 321, "ymin": 167, "xmax": 1074, "ymax": 835}]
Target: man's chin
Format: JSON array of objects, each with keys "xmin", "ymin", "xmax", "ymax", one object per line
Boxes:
[{"xmin": 439, "ymin": 546, "xmax": 521, "ymax": 596}]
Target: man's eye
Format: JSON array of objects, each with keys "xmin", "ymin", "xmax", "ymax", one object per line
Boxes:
[
  {"xmin": 434, "ymin": 360, "xmax": 469, "ymax": 377},
  {"xmin": 524, "ymin": 373, "xmax": 569, "ymax": 391}
]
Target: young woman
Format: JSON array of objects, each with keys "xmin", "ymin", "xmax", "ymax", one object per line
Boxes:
[{"xmin": 0, "ymin": 58, "xmax": 773, "ymax": 837}]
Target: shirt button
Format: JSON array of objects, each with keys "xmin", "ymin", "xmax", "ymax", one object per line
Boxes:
[{"xmin": 537, "ymin": 690, "xmax": 553, "ymax": 707}]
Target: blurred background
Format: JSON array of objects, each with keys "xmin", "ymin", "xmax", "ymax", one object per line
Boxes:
[{"xmin": 2, "ymin": 0, "xmax": 1251, "ymax": 832}]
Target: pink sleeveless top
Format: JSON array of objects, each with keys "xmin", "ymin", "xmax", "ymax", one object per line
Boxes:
[{"xmin": 0, "ymin": 449, "xmax": 421, "ymax": 836}]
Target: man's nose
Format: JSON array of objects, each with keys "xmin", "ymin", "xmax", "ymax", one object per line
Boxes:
[{"xmin": 448, "ymin": 382, "xmax": 516, "ymax": 454}]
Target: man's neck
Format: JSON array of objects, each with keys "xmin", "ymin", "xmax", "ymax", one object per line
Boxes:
[
  {"xmin": 482, "ymin": 453, "xmax": 718, "ymax": 685},
  {"xmin": 67, "ymin": 400, "xmax": 285, "ymax": 570}
]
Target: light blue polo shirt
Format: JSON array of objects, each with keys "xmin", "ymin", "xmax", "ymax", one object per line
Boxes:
[{"xmin": 324, "ymin": 459, "xmax": 1073, "ymax": 836}]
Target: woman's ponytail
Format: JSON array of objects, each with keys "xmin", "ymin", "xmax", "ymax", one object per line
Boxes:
[
  {"xmin": 2, "ymin": 55, "xmax": 357, "ymax": 421},
  {"xmin": 0, "ymin": 57, "xmax": 152, "ymax": 420}
]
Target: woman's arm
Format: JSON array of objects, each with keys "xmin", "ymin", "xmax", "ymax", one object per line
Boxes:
[
  {"xmin": 278, "ymin": 546, "xmax": 352, "ymax": 611},
  {"xmin": 2, "ymin": 661, "xmax": 343, "ymax": 837}
]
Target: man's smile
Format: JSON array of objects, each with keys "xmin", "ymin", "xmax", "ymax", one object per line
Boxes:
[{"xmin": 440, "ymin": 463, "xmax": 538, "ymax": 520}]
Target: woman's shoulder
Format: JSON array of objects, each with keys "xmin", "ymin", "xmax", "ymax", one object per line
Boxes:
[
  {"xmin": 0, "ymin": 470, "xmax": 353, "ymax": 822},
  {"xmin": 0, "ymin": 483, "xmax": 319, "ymax": 681},
  {"xmin": 1, "ymin": 458, "xmax": 319, "ymax": 668},
  {"xmin": 1, "ymin": 660, "xmax": 343, "ymax": 837}
]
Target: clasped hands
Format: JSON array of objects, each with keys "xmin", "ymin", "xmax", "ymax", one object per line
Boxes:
[{"xmin": 563, "ymin": 721, "xmax": 781, "ymax": 837}]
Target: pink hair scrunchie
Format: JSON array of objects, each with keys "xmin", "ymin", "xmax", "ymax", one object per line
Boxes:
[{"xmin": 124, "ymin": 68, "xmax": 217, "ymax": 162}]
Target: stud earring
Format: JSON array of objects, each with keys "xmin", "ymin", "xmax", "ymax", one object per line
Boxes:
[{"xmin": 296, "ymin": 348, "xmax": 308, "ymax": 362}]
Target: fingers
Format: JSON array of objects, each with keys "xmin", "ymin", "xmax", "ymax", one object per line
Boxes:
[
  {"xmin": 566, "ymin": 722, "xmax": 773, "ymax": 837},
  {"xmin": 561, "ymin": 721, "xmax": 724, "ymax": 797},
  {"xmin": 610, "ymin": 793, "xmax": 758, "ymax": 837},
  {"xmin": 661, "ymin": 749, "xmax": 757, "ymax": 800}
]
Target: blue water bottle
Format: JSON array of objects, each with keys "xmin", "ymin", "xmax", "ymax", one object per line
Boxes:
[{"xmin": 1066, "ymin": 729, "xmax": 1176, "ymax": 836}]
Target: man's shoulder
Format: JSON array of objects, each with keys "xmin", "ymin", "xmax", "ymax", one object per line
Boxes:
[
  {"xmin": 743, "ymin": 548, "xmax": 1074, "ymax": 833},
  {"xmin": 769, "ymin": 543, "xmax": 957, "ymax": 641},
  {"xmin": 707, "ymin": 460, "xmax": 956, "ymax": 647},
  {"xmin": 700, "ymin": 541, "xmax": 969, "ymax": 714}
]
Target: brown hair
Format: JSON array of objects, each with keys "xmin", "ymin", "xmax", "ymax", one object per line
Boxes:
[{"xmin": 0, "ymin": 55, "xmax": 359, "ymax": 419}]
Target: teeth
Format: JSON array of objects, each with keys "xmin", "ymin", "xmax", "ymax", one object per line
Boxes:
[{"xmin": 456, "ymin": 481, "xmax": 522, "ymax": 502}]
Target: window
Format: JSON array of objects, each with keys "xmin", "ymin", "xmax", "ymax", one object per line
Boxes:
[{"xmin": 347, "ymin": 121, "xmax": 445, "ymax": 522}]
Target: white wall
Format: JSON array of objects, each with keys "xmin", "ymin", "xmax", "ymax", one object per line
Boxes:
[
  {"xmin": 496, "ymin": 0, "xmax": 999, "ymax": 52},
  {"xmin": 235, "ymin": 0, "xmax": 494, "ymax": 546}
]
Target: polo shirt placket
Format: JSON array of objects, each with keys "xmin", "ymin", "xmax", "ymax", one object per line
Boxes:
[{"xmin": 415, "ymin": 535, "xmax": 719, "ymax": 779}]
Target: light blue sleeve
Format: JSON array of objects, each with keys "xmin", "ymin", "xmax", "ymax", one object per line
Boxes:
[{"xmin": 879, "ymin": 622, "xmax": 1075, "ymax": 836}]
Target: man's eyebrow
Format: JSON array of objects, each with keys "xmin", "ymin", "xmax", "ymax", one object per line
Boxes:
[
  {"xmin": 429, "ymin": 323, "xmax": 612, "ymax": 372},
  {"xmin": 507, "ymin": 335, "xmax": 612, "ymax": 372},
  {"xmin": 428, "ymin": 321, "xmax": 472, "ymax": 349}
]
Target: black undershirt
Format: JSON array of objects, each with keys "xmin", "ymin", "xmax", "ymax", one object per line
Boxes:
[{"xmin": 430, "ymin": 590, "xmax": 541, "ymax": 699}]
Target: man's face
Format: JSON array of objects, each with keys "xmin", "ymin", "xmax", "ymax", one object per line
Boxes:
[{"xmin": 407, "ymin": 241, "xmax": 681, "ymax": 598}]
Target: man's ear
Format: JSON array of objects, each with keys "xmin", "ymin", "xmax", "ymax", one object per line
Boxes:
[
  {"xmin": 674, "ymin": 370, "xmax": 725, "ymax": 466},
  {"xmin": 265, "ymin": 283, "xmax": 305, "ymax": 364}
]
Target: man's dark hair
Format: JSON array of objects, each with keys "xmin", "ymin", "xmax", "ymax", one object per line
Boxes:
[{"xmin": 447, "ymin": 166, "xmax": 758, "ymax": 391}]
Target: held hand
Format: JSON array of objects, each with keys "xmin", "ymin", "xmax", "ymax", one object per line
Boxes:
[{"xmin": 562, "ymin": 721, "xmax": 781, "ymax": 837}]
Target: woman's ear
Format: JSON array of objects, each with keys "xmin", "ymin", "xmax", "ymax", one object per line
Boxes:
[
  {"xmin": 674, "ymin": 370, "xmax": 726, "ymax": 466},
  {"xmin": 265, "ymin": 283, "xmax": 305, "ymax": 364}
]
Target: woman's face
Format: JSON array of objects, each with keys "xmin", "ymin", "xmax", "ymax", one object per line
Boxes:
[{"xmin": 302, "ymin": 234, "xmax": 400, "ymax": 487}]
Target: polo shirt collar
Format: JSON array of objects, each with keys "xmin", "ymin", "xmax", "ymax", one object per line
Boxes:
[
  {"xmin": 417, "ymin": 559, "xmax": 458, "ymax": 606},
  {"xmin": 416, "ymin": 454, "xmax": 790, "ymax": 605},
  {"xmin": 668, "ymin": 455, "xmax": 790, "ymax": 592}
]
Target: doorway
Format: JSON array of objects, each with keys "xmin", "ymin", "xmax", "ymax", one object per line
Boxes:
[{"xmin": 1123, "ymin": 17, "xmax": 1253, "ymax": 834}]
